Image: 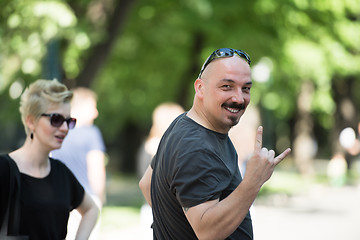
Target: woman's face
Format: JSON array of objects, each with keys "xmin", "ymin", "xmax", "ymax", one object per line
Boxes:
[{"xmin": 32, "ymin": 102, "xmax": 72, "ymax": 152}]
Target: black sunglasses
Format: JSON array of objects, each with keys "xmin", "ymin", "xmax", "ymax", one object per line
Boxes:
[
  {"xmin": 41, "ymin": 113, "xmax": 76, "ymax": 129},
  {"xmin": 198, "ymin": 48, "xmax": 251, "ymax": 78}
]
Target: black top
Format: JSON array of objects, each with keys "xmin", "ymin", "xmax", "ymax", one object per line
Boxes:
[
  {"xmin": 0, "ymin": 154, "xmax": 84, "ymax": 240},
  {"xmin": 151, "ymin": 113, "xmax": 253, "ymax": 240}
]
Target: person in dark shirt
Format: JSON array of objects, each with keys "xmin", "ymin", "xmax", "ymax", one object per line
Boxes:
[
  {"xmin": 0, "ymin": 79, "xmax": 99, "ymax": 240},
  {"xmin": 139, "ymin": 48, "xmax": 291, "ymax": 239}
]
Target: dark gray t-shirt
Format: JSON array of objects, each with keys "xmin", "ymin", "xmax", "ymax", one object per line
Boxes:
[{"xmin": 151, "ymin": 113, "xmax": 253, "ymax": 240}]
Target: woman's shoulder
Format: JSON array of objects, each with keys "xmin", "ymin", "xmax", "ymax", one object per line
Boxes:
[
  {"xmin": 49, "ymin": 157, "xmax": 73, "ymax": 175},
  {"xmin": 0, "ymin": 154, "xmax": 11, "ymax": 184},
  {"xmin": 48, "ymin": 157, "xmax": 81, "ymax": 186},
  {"xmin": 49, "ymin": 157, "xmax": 67, "ymax": 168},
  {"xmin": 0, "ymin": 153, "xmax": 10, "ymax": 160},
  {"xmin": 0, "ymin": 154, "xmax": 11, "ymax": 170}
]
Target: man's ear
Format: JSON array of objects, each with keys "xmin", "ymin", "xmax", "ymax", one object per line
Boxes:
[{"xmin": 194, "ymin": 78, "xmax": 205, "ymax": 99}]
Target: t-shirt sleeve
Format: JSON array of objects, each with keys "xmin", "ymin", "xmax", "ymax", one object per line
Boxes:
[
  {"xmin": 150, "ymin": 153, "xmax": 156, "ymax": 169},
  {"xmin": 88, "ymin": 126, "xmax": 106, "ymax": 152},
  {"xmin": 55, "ymin": 160, "xmax": 85, "ymax": 210},
  {"xmin": 68, "ymin": 169, "xmax": 85, "ymax": 210},
  {"xmin": 170, "ymin": 150, "xmax": 232, "ymax": 208}
]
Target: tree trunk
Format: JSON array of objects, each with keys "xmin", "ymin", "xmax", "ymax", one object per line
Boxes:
[
  {"xmin": 74, "ymin": 0, "xmax": 135, "ymax": 88},
  {"xmin": 176, "ymin": 32, "xmax": 204, "ymax": 108},
  {"xmin": 293, "ymin": 81, "xmax": 316, "ymax": 175}
]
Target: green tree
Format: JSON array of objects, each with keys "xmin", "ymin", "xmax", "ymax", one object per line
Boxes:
[{"xmin": 0, "ymin": 0, "xmax": 359, "ymax": 174}]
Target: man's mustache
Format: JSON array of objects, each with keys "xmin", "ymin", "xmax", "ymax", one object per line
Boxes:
[{"xmin": 222, "ymin": 103, "xmax": 246, "ymax": 110}]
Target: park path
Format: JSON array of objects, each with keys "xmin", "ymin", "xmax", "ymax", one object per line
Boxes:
[{"xmin": 252, "ymin": 185, "xmax": 360, "ymax": 240}]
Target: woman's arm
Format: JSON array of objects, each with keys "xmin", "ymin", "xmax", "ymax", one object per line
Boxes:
[{"xmin": 75, "ymin": 193, "xmax": 99, "ymax": 240}]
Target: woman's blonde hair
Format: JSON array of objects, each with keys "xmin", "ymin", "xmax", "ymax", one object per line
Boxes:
[{"xmin": 19, "ymin": 79, "xmax": 73, "ymax": 135}]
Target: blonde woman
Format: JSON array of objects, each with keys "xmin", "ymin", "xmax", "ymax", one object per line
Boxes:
[{"xmin": 0, "ymin": 79, "xmax": 98, "ymax": 239}]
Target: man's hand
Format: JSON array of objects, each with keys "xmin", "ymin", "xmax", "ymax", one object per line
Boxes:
[{"xmin": 243, "ymin": 126, "xmax": 291, "ymax": 188}]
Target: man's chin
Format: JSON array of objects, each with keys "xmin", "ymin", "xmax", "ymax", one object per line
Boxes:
[{"xmin": 228, "ymin": 116, "xmax": 240, "ymax": 127}]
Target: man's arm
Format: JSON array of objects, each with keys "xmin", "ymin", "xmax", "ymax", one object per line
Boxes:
[
  {"xmin": 139, "ymin": 165, "xmax": 153, "ymax": 207},
  {"xmin": 184, "ymin": 126, "xmax": 291, "ymax": 240},
  {"xmin": 87, "ymin": 150, "xmax": 107, "ymax": 205}
]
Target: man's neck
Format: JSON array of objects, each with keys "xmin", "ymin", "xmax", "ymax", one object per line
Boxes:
[{"xmin": 187, "ymin": 108, "xmax": 229, "ymax": 134}]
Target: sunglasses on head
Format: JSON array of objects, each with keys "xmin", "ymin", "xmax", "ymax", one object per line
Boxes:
[
  {"xmin": 198, "ymin": 48, "xmax": 251, "ymax": 78},
  {"xmin": 41, "ymin": 113, "xmax": 76, "ymax": 129}
]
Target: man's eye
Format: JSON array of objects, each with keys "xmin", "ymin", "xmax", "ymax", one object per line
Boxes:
[{"xmin": 243, "ymin": 87, "xmax": 251, "ymax": 93}]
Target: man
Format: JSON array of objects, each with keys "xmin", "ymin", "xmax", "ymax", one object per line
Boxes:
[
  {"xmin": 52, "ymin": 87, "xmax": 106, "ymax": 240},
  {"xmin": 139, "ymin": 48, "xmax": 291, "ymax": 239}
]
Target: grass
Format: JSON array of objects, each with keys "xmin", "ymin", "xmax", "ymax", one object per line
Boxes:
[
  {"xmin": 101, "ymin": 206, "xmax": 140, "ymax": 230},
  {"xmin": 105, "ymin": 172, "xmax": 144, "ymax": 207},
  {"xmin": 98, "ymin": 173, "xmax": 144, "ymax": 239}
]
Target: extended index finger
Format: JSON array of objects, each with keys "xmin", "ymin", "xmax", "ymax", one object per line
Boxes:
[{"xmin": 254, "ymin": 126, "xmax": 263, "ymax": 152}]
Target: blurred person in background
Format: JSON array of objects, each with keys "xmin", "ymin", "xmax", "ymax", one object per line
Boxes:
[
  {"xmin": 139, "ymin": 48, "xmax": 291, "ymax": 239},
  {"xmin": 0, "ymin": 79, "xmax": 98, "ymax": 239},
  {"xmin": 229, "ymin": 105, "xmax": 261, "ymax": 220},
  {"xmin": 52, "ymin": 87, "xmax": 106, "ymax": 240},
  {"xmin": 229, "ymin": 105, "xmax": 260, "ymax": 175},
  {"xmin": 327, "ymin": 123, "xmax": 360, "ymax": 187},
  {"xmin": 137, "ymin": 102, "xmax": 185, "ymax": 178},
  {"xmin": 137, "ymin": 102, "xmax": 185, "ymax": 239}
]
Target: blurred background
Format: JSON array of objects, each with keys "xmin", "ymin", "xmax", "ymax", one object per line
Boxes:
[{"xmin": 0, "ymin": 0, "xmax": 359, "ymax": 239}]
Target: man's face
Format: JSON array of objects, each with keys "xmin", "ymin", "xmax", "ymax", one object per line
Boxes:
[{"xmin": 197, "ymin": 56, "xmax": 252, "ymax": 133}]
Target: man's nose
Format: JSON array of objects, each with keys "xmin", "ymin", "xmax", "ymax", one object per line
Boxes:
[{"xmin": 231, "ymin": 90, "xmax": 245, "ymax": 103}]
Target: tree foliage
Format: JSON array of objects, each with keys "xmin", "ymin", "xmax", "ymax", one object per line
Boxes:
[{"xmin": 0, "ymin": 0, "xmax": 359, "ymax": 172}]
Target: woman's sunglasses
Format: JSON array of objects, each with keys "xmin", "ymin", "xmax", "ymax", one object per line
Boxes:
[
  {"xmin": 198, "ymin": 48, "xmax": 251, "ymax": 78},
  {"xmin": 41, "ymin": 113, "xmax": 76, "ymax": 129}
]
